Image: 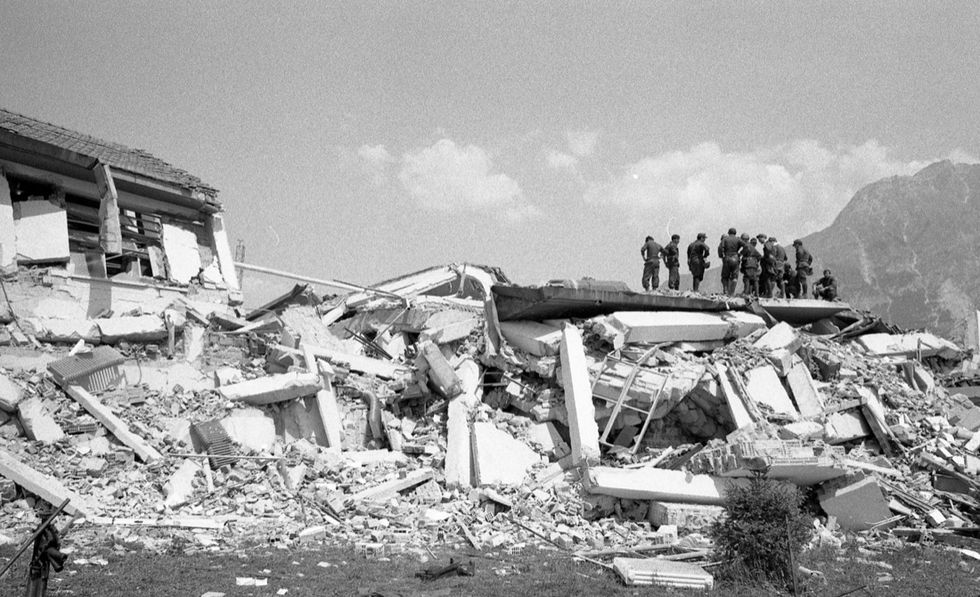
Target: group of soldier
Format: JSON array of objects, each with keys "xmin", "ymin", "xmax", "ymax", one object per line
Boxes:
[{"xmin": 640, "ymin": 229, "xmax": 839, "ymax": 300}]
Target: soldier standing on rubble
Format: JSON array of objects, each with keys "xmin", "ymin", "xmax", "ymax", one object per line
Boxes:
[
  {"xmin": 640, "ymin": 235, "xmax": 663, "ymax": 292},
  {"xmin": 757, "ymin": 234, "xmax": 773, "ymax": 297},
  {"xmin": 687, "ymin": 233, "xmax": 710, "ymax": 292},
  {"xmin": 792, "ymin": 239, "xmax": 813, "ymax": 298},
  {"xmin": 718, "ymin": 228, "xmax": 745, "ymax": 296},
  {"xmin": 661, "ymin": 234, "xmax": 681, "ymax": 291},
  {"xmin": 813, "ymin": 269, "xmax": 838, "ymax": 300},
  {"xmin": 770, "ymin": 236, "xmax": 788, "ymax": 297},
  {"xmin": 740, "ymin": 236, "xmax": 762, "ymax": 296}
]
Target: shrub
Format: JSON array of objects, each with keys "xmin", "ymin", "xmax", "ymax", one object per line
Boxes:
[{"xmin": 710, "ymin": 473, "xmax": 813, "ymax": 589}]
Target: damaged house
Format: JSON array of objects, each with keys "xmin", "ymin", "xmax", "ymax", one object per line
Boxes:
[{"xmin": 0, "ymin": 108, "xmax": 240, "ymax": 330}]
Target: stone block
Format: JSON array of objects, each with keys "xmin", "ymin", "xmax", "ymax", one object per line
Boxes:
[
  {"xmin": 824, "ymin": 410, "xmax": 871, "ymax": 444},
  {"xmin": 0, "ymin": 374, "xmax": 24, "ymax": 413},
  {"xmin": 753, "ymin": 322, "xmax": 802, "ymax": 353}
]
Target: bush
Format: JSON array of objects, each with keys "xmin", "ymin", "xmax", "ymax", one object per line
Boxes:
[{"xmin": 710, "ymin": 473, "xmax": 813, "ymax": 589}]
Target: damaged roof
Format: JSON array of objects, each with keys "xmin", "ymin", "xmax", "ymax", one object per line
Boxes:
[{"xmin": 0, "ymin": 108, "xmax": 218, "ymax": 197}]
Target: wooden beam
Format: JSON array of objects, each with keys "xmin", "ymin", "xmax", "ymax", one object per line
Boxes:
[
  {"xmin": 61, "ymin": 384, "xmax": 162, "ymax": 463},
  {"xmin": 93, "ymin": 162, "xmax": 122, "ymax": 253}
]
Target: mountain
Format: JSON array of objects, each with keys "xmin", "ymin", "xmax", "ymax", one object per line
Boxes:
[{"xmin": 802, "ymin": 160, "xmax": 980, "ymax": 342}]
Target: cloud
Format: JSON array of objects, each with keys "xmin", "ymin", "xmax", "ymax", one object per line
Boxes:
[
  {"xmin": 398, "ymin": 138, "xmax": 534, "ymax": 219},
  {"xmin": 584, "ymin": 139, "xmax": 928, "ymax": 241},
  {"xmin": 566, "ymin": 130, "xmax": 599, "ymax": 157},
  {"xmin": 354, "ymin": 144, "xmax": 394, "ymax": 186},
  {"xmin": 545, "ymin": 148, "xmax": 578, "ymax": 170}
]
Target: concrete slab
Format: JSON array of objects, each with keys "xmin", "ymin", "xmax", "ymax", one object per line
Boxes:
[
  {"xmin": 17, "ymin": 398, "xmax": 64, "ymax": 443},
  {"xmin": 744, "ymin": 366, "xmax": 798, "ymax": 418},
  {"xmin": 648, "ymin": 501, "xmax": 725, "ymax": 533},
  {"xmin": 499, "ymin": 320, "xmax": 563, "ymax": 356},
  {"xmin": 27, "ymin": 318, "xmax": 101, "ymax": 344},
  {"xmin": 445, "ymin": 359, "xmax": 481, "ymax": 489},
  {"xmin": 559, "ymin": 325, "xmax": 600, "ymax": 465},
  {"xmin": 600, "ymin": 311, "xmax": 765, "ymax": 347},
  {"xmin": 218, "ymin": 371, "xmax": 321, "ymax": 405},
  {"xmin": 857, "ymin": 332, "xmax": 960, "ymax": 359},
  {"xmin": 819, "ymin": 475, "xmax": 892, "ymax": 531},
  {"xmin": 824, "ymin": 411, "xmax": 871, "ymax": 444},
  {"xmin": 163, "ymin": 459, "xmax": 201, "ymax": 508},
  {"xmin": 753, "ymin": 322, "xmax": 802, "ymax": 353},
  {"xmin": 0, "ymin": 448, "xmax": 96, "ymax": 516},
  {"xmin": 97, "ymin": 315, "xmax": 168, "ymax": 344},
  {"xmin": 586, "ymin": 466, "xmax": 746, "ymax": 505},
  {"xmin": 220, "ymin": 411, "xmax": 276, "ymax": 452},
  {"xmin": 612, "ymin": 558, "xmax": 713, "ymax": 589},
  {"xmin": 471, "ymin": 421, "xmax": 540, "ymax": 486},
  {"xmin": 785, "ymin": 359, "xmax": 824, "ymax": 418},
  {"xmin": 161, "ymin": 222, "xmax": 202, "ymax": 284},
  {"xmin": 0, "ymin": 374, "xmax": 24, "ymax": 413}
]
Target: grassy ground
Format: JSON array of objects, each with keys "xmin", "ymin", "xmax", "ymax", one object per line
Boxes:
[{"xmin": 2, "ymin": 540, "xmax": 979, "ymax": 596}]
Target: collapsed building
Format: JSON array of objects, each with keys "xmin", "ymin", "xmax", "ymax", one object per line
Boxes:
[{"xmin": 2, "ymin": 110, "xmax": 980, "ymax": 588}]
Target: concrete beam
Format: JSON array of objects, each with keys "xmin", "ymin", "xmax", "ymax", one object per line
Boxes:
[
  {"xmin": 206, "ymin": 214, "xmax": 239, "ymax": 292},
  {"xmin": 559, "ymin": 324, "xmax": 600, "ymax": 465},
  {"xmin": 586, "ymin": 466, "xmax": 746, "ymax": 505},
  {"xmin": 92, "ymin": 163, "xmax": 122, "ymax": 254},
  {"xmin": 0, "ymin": 169, "xmax": 16, "ymax": 266}
]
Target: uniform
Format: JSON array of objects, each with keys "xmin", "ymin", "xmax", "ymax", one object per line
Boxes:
[
  {"xmin": 740, "ymin": 243, "xmax": 762, "ymax": 296},
  {"xmin": 661, "ymin": 239, "xmax": 681, "ymax": 290},
  {"xmin": 718, "ymin": 233, "xmax": 746, "ymax": 296},
  {"xmin": 793, "ymin": 243, "xmax": 813, "ymax": 298},
  {"xmin": 771, "ymin": 242, "xmax": 788, "ymax": 297},
  {"xmin": 640, "ymin": 238, "xmax": 663, "ymax": 291},
  {"xmin": 687, "ymin": 238, "xmax": 710, "ymax": 292},
  {"xmin": 814, "ymin": 274, "xmax": 838, "ymax": 301}
]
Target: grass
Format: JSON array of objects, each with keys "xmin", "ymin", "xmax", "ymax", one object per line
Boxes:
[{"xmin": 2, "ymin": 538, "xmax": 980, "ymax": 596}]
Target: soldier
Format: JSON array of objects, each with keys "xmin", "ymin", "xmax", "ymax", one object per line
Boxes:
[
  {"xmin": 740, "ymin": 236, "xmax": 762, "ymax": 296},
  {"xmin": 718, "ymin": 228, "xmax": 745, "ymax": 296},
  {"xmin": 783, "ymin": 262, "xmax": 801, "ymax": 298},
  {"xmin": 771, "ymin": 236, "xmax": 787, "ymax": 297},
  {"xmin": 687, "ymin": 232, "xmax": 710, "ymax": 292},
  {"xmin": 792, "ymin": 239, "xmax": 813, "ymax": 298},
  {"xmin": 757, "ymin": 234, "xmax": 773, "ymax": 297},
  {"xmin": 813, "ymin": 269, "xmax": 838, "ymax": 301},
  {"xmin": 661, "ymin": 234, "xmax": 681, "ymax": 290},
  {"xmin": 640, "ymin": 235, "xmax": 663, "ymax": 291}
]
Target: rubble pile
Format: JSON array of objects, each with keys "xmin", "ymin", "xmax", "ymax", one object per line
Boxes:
[{"xmin": 2, "ymin": 262, "xmax": 980, "ymax": 586}]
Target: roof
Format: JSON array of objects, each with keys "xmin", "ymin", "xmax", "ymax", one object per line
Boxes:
[{"xmin": 0, "ymin": 108, "xmax": 218, "ymax": 197}]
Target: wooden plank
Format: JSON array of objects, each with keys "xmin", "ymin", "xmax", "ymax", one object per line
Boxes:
[
  {"xmin": 350, "ymin": 468, "xmax": 434, "ymax": 502},
  {"xmin": 0, "ymin": 448, "xmax": 95, "ymax": 516},
  {"xmin": 62, "ymin": 384, "xmax": 162, "ymax": 463}
]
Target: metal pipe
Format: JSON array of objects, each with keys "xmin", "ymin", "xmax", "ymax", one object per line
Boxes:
[{"xmin": 234, "ymin": 261, "xmax": 402, "ymax": 300}]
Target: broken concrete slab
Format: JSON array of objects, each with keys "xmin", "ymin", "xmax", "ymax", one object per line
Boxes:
[
  {"xmin": 499, "ymin": 320, "xmax": 563, "ymax": 356},
  {"xmin": 648, "ymin": 501, "xmax": 725, "ymax": 533},
  {"xmin": 445, "ymin": 358, "xmax": 481, "ymax": 489},
  {"xmin": 26, "ymin": 317, "xmax": 101, "ymax": 344},
  {"xmin": 824, "ymin": 410, "xmax": 872, "ymax": 444},
  {"xmin": 598, "ymin": 311, "xmax": 765, "ymax": 348},
  {"xmin": 160, "ymin": 222, "xmax": 202, "ymax": 284},
  {"xmin": 17, "ymin": 398, "xmax": 64, "ymax": 443},
  {"xmin": 948, "ymin": 393, "xmax": 980, "ymax": 432},
  {"xmin": 418, "ymin": 341, "xmax": 463, "ymax": 399},
  {"xmin": 220, "ymin": 410, "xmax": 276, "ymax": 452},
  {"xmin": 778, "ymin": 420, "xmax": 825, "ymax": 440},
  {"xmin": 218, "ymin": 371, "xmax": 321, "ymax": 405},
  {"xmin": 0, "ymin": 447, "xmax": 95, "ymax": 516},
  {"xmin": 857, "ymin": 332, "xmax": 961, "ymax": 359},
  {"xmin": 0, "ymin": 373, "xmax": 24, "ymax": 412},
  {"xmin": 351, "ymin": 467, "xmax": 434, "ymax": 502},
  {"xmin": 819, "ymin": 474, "xmax": 892, "ymax": 531},
  {"xmin": 715, "ymin": 363, "xmax": 755, "ymax": 430},
  {"xmin": 471, "ymin": 421, "xmax": 540, "ymax": 486},
  {"xmin": 14, "ymin": 200, "xmax": 69, "ymax": 262},
  {"xmin": 586, "ymin": 466, "xmax": 746, "ymax": 505},
  {"xmin": 784, "ymin": 358, "xmax": 824, "ymax": 418},
  {"xmin": 559, "ymin": 324, "xmax": 600, "ymax": 465},
  {"xmin": 213, "ymin": 366, "xmax": 244, "ymax": 387},
  {"xmin": 753, "ymin": 321, "xmax": 803, "ymax": 353},
  {"xmin": 163, "ymin": 459, "xmax": 201, "ymax": 508},
  {"xmin": 96, "ymin": 315, "xmax": 168, "ymax": 344},
  {"xmin": 744, "ymin": 366, "xmax": 798, "ymax": 418}
]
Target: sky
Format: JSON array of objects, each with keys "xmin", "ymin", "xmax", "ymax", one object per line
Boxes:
[{"xmin": 2, "ymin": 1, "xmax": 979, "ymax": 306}]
